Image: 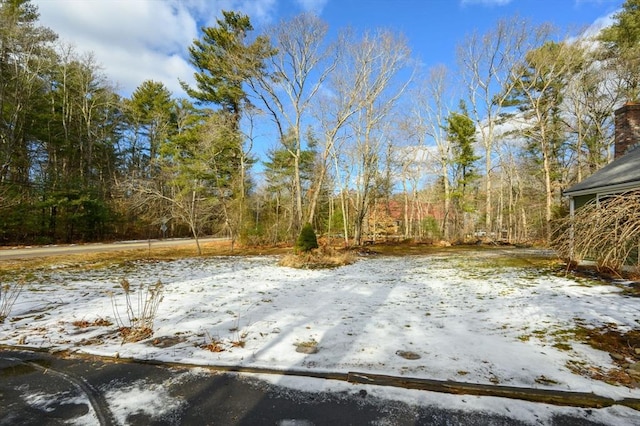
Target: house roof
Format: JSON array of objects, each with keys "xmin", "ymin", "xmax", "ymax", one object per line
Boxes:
[{"xmin": 564, "ymin": 146, "xmax": 640, "ymax": 197}]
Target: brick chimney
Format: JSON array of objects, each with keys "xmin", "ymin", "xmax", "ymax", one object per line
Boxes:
[{"xmin": 614, "ymin": 103, "xmax": 640, "ymax": 158}]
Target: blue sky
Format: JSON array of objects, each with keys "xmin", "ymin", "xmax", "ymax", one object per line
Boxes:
[
  {"xmin": 32, "ymin": 0, "xmax": 622, "ymax": 98},
  {"xmin": 314, "ymin": 0, "xmax": 620, "ymax": 70}
]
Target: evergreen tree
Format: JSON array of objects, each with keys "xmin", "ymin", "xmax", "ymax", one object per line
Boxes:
[
  {"xmin": 0, "ymin": 0, "xmax": 57, "ymax": 183},
  {"xmin": 124, "ymin": 80, "xmax": 177, "ymax": 178},
  {"xmin": 447, "ymin": 101, "xmax": 479, "ymax": 199},
  {"xmin": 599, "ymin": 0, "xmax": 640, "ymax": 101},
  {"xmin": 182, "ymin": 10, "xmax": 274, "ymax": 126},
  {"xmin": 295, "ymin": 222, "xmax": 318, "ymax": 252},
  {"xmin": 181, "ymin": 11, "xmax": 274, "ymax": 242},
  {"xmin": 446, "ymin": 101, "xmax": 480, "ymax": 237}
]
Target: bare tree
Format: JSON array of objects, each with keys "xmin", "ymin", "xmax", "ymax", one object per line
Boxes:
[
  {"xmin": 393, "ymin": 143, "xmax": 428, "ymax": 239},
  {"xmin": 250, "ymin": 13, "xmax": 338, "ymax": 232},
  {"xmin": 308, "ymin": 31, "xmax": 363, "ymax": 227},
  {"xmin": 563, "ymin": 43, "xmax": 620, "ymax": 182},
  {"xmin": 458, "ymin": 17, "xmax": 543, "ymax": 235},
  {"xmin": 409, "ymin": 65, "xmax": 455, "ymax": 239},
  {"xmin": 127, "ymin": 111, "xmax": 238, "ymax": 255},
  {"xmin": 344, "ymin": 29, "xmax": 413, "ymax": 245}
]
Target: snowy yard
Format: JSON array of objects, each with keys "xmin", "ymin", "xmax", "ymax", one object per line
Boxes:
[{"xmin": 3, "ymin": 248, "xmax": 640, "ymax": 424}]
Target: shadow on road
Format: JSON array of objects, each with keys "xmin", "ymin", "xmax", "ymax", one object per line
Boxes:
[{"xmin": 1, "ymin": 349, "xmax": 610, "ymax": 426}]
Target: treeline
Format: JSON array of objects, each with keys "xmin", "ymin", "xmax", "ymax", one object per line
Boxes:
[{"xmin": 0, "ymin": 0, "xmax": 637, "ymax": 247}]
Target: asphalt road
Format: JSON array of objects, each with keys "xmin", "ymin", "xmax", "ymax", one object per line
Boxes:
[
  {"xmin": 0, "ymin": 349, "xmax": 611, "ymax": 426},
  {"xmin": 0, "ymin": 237, "xmax": 226, "ymax": 260}
]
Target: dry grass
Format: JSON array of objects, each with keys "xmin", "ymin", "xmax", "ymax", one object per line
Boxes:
[
  {"xmin": 202, "ymin": 331, "xmax": 226, "ymax": 352},
  {"xmin": 278, "ymin": 245, "xmax": 358, "ymax": 269},
  {"xmin": 0, "ymin": 239, "xmax": 290, "ymax": 278},
  {"xmin": 0, "ymin": 240, "xmax": 538, "ymax": 278},
  {"xmin": 0, "ymin": 281, "xmax": 24, "ymax": 323}
]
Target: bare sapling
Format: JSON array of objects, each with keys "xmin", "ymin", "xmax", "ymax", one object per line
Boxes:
[{"xmin": 110, "ymin": 278, "xmax": 164, "ymax": 342}]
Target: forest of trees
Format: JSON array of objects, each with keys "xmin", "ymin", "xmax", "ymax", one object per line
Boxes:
[{"xmin": 1, "ymin": 0, "xmax": 638, "ymax": 247}]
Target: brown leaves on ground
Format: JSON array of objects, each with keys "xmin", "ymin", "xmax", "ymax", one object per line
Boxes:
[
  {"xmin": 119, "ymin": 326, "xmax": 153, "ymax": 343},
  {"xmin": 72, "ymin": 318, "xmax": 112, "ymax": 328},
  {"xmin": 202, "ymin": 341, "xmax": 225, "ymax": 352}
]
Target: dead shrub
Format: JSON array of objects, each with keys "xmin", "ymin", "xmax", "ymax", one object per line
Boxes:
[
  {"xmin": 278, "ymin": 245, "xmax": 357, "ymax": 269},
  {"xmin": 0, "ymin": 280, "xmax": 24, "ymax": 323},
  {"xmin": 552, "ymin": 191, "xmax": 640, "ymax": 274},
  {"xmin": 110, "ymin": 278, "xmax": 163, "ymax": 343},
  {"xmin": 202, "ymin": 331, "xmax": 225, "ymax": 352}
]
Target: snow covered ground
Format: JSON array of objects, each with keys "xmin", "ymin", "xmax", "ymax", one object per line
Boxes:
[{"xmin": 3, "ymin": 248, "xmax": 640, "ymax": 424}]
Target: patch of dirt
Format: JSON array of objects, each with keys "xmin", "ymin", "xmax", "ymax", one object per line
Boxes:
[
  {"xmin": 535, "ymin": 375, "xmax": 560, "ymax": 385},
  {"xmin": 570, "ymin": 324, "xmax": 640, "ymax": 387},
  {"xmin": 149, "ymin": 335, "xmax": 187, "ymax": 348},
  {"xmin": 396, "ymin": 350, "xmax": 421, "ymax": 360},
  {"xmin": 295, "ymin": 339, "xmax": 319, "ymax": 354},
  {"xmin": 622, "ymin": 282, "xmax": 640, "ymax": 297}
]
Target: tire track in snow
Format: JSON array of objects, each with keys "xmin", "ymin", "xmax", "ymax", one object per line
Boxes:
[{"xmin": 21, "ymin": 358, "xmax": 116, "ymax": 426}]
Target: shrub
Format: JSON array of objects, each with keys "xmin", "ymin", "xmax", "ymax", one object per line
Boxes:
[
  {"xmin": 279, "ymin": 245, "xmax": 357, "ymax": 269},
  {"xmin": 0, "ymin": 281, "xmax": 24, "ymax": 323},
  {"xmin": 110, "ymin": 278, "xmax": 164, "ymax": 343},
  {"xmin": 295, "ymin": 223, "xmax": 319, "ymax": 253},
  {"xmin": 552, "ymin": 191, "xmax": 640, "ymax": 273}
]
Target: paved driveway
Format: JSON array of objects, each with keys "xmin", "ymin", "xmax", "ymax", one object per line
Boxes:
[{"xmin": 0, "ymin": 349, "xmax": 608, "ymax": 426}]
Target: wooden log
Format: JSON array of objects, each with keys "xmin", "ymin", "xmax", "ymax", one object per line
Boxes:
[
  {"xmin": 347, "ymin": 371, "xmax": 633, "ymax": 410},
  {"xmin": 4, "ymin": 345, "xmax": 639, "ymax": 411}
]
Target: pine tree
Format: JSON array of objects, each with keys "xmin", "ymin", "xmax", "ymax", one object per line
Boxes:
[
  {"xmin": 295, "ymin": 222, "xmax": 318, "ymax": 253},
  {"xmin": 599, "ymin": 0, "xmax": 640, "ymax": 101}
]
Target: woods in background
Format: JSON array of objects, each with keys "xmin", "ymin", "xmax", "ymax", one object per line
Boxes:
[{"xmin": 1, "ymin": 0, "xmax": 637, "ymax": 246}]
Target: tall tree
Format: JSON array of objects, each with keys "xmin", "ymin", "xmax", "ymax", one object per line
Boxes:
[
  {"xmin": 599, "ymin": 0, "xmax": 640, "ymax": 101},
  {"xmin": 563, "ymin": 42, "xmax": 618, "ymax": 182},
  {"xmin": 345, "ymin": 30, "xmax": 413, "ymax": 246},
  {"xmin": 123, "ymin": 80, "xmax": 176, "ymax": 179},
  {"xmin": 410, "ymin": 65, "xmax": 455, "ymax": 239},
  {"xmin": 133, "ymin": 108, "xmax": 241, "ymax": 254},
  {"xmin": 0, "ymin": 0, "xmax": 56, "ymax": 183},
  {"xmin": 446, "ymin": 101, "xmax": 480, "ymax": 239},
  {"xmin": 509, "ymin": 40, "xmax": 583, "ymax": 240},
  {"xmin": 183, "ymin": 11, "xmax": 273, "ymax": 125},
  {"xmin": 458, "ymin": 17, "xmax": 548, "ymax": 235},
  {"xmin": 250, "ymin": 13, "xmax": 337, "ymax": 233},
  {"xmin": 183, "ymin": 11, "xmax": 274, "ymax": 239},
  {"xmin": 38, "ymin": 48, "xmax": 120, "ymax": 242},
  {"xmin": 262, "ymin": 130, "xmax": 317, "ymax": 241}
]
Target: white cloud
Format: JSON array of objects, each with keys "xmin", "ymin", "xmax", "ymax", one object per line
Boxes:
[
  {"xmin": 582, "ymin": 13, "xmax": 615, "ymax": 38},
  {"xmin": 32, "ymin": 0, "xmax": 280, "ymax": 98}
]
